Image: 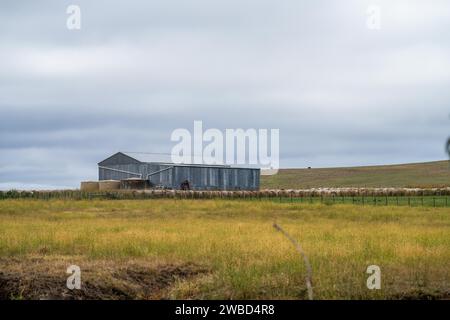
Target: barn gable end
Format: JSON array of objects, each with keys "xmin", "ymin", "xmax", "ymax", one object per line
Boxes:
[{"xmin": 98, "ymin": 152, "xmax": 141, "ymax": 166}]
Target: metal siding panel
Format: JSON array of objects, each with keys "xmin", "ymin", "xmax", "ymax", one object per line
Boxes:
[
  {"xmin": 202, "ymin": 168, "xmax": 208, "ymax": 188},
  {"xmin": 99, "ymin": 164, "xmax": 143, "ymax": 181},
  {"xmin": 210, "ymin": 168, "xmax": 218, "ymax": 188},
  {"xmin": 146, "ymin": 164, "xmax": 173, "ymax": 187},
  {"xmin": 240, "ymin": 170, "xmax": 245, "ymax": 189},
  {"xmin": 193, "ymin": 168, "xmax": 201, "ymax": 189},
  {"xmin": 218, "ymin": 169, "xmax": 224, "ymax": 189},
  {"xmin": 222, "ymin": 169, "xmax": 228, "ymax": 190},
  {"xmin": 99, "ymin": 161, "xmax": 260, "ymax": 190}
]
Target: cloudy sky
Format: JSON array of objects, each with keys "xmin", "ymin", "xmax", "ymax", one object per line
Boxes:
[{"xmin": 1, "ymin": 0, "xmax": 450, "ymax": 189}]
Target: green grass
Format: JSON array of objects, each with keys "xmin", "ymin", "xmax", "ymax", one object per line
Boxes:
[
  {"xmin": 261, "ymin": 160, "xmax": 450, "ymax": 189},
  {"xmin": 0, "ymin": 199, "xmax": 449, "ymax": 299}
]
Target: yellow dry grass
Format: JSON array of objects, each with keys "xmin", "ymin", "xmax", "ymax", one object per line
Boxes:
[{"xmin": 0, "ymin": 199, "xmax": 449, "ymax": 299}]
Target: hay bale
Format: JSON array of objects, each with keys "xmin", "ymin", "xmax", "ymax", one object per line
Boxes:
[
  {"xmin": 99, "ymin": 180, "xmax": 120, "ymax": 191},
  {"xmin": 80, "ymin": 181, "xmax": 99, "ymax": 191}
]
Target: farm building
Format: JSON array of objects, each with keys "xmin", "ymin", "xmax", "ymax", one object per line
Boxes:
[{"xmin": 98, "ymin": 152, "xmax": 260, "ymax": 191}]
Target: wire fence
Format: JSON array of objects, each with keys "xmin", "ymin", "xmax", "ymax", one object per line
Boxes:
[
  {"xmin": 1, "ymin": 190, "xmax": 450, "ymax": 207},
  {"xmin": 273, "ymin": 194, "xmax": 450, "ymax": 207}
]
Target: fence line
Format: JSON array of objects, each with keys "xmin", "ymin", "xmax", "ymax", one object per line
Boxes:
[{"xmin": 1, "ymin": 190, "xmax": 450, "ymax": 207}]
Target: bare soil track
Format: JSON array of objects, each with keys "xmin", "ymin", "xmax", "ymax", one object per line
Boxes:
[{"xmin": 0, "ymin": 257, "xmax": 208, "ymax": 300}]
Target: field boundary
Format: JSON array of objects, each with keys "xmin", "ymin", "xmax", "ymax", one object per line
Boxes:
[{"xmin": 2, "ymin": 189, "xmax": 450, "ymax": 207}]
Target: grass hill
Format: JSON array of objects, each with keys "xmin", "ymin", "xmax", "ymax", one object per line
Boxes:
[{"xmin": 260, "ymin": 160, "xmax": 450, "ymax": 189}]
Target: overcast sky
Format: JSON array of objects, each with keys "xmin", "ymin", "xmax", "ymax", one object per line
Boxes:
[{"xmin": 1, "ymin": 1, "xmax": 450, "ymax": 189}]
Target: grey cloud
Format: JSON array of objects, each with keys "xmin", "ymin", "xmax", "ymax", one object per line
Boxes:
[{"xmin": 1, "ymin": 1, "xmax": 450, "ymax": 189}]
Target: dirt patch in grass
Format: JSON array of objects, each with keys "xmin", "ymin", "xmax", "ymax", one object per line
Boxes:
[
  {"xmin": 0, "ymin": 257, "xmax": 208, "ymax": 300},
  {"xmin": 391, "ymin": 290, "xmax": 450, "ymax": 300}
]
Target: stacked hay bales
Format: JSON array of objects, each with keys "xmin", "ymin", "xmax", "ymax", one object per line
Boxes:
[
  {"xmin": 80, "ymin": 181, "xmax": 99, "ymax": 192},
  {"xmin": 98, "ymin": 180, "xmax": 121, "ymax": 191}
]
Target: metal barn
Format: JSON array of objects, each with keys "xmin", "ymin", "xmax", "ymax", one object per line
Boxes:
[{"xmin": 98, "ymin": 152, "xmax": 260, "ymax": 191}]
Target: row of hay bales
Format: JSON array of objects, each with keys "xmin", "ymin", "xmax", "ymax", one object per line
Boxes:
[
  {"xmin": 3, "ymin": 187, "xmax": 450, "ymax": 200},
  {"xmin": 138, "ymin": 188, "xmax": 450, "ymax": 197},
  {"xmin": 138, "ymin": 190, "xmax": 261, "ymax": 198},
  {"xmin": 80, "ymin": 179, "xmax": 151, "ymax": 191},
  {"xmin": 258, "ymin": 188, "xmax": 450, "ymax": 197},
  {"xmin": 80, "ymin": 182, "xmax": 450, "ymax": 197}
]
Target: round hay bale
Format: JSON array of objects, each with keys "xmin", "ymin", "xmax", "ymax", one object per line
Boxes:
[
  {"xmin": 80, "ymin": 181, "xmax": 99, "ymax": 192},
  {"xmin": 168, "ymin": 190, "xmax": 176, "ymax": 198},
  {"xmin": 99, "ymin": 180, "xmax": 120, "ymax": 191}
]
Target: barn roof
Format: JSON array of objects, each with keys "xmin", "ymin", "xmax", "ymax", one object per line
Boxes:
[{"xmin": 98, "ymin": 152, "xmax": 258, "ymax": 169}]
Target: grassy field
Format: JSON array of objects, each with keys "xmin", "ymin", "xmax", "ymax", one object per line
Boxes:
[
  {"xmin": 0, "ymin": 199, "xmax": 449, "ymax": 299},
  {"xmin": 261, "ymin": 160, "xmax": 450, "ymax": 189}
]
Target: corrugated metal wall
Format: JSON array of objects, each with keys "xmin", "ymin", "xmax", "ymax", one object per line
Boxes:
[{"xmin": 99, "ymin": 163, "xmax": 259, "ymax": 190}]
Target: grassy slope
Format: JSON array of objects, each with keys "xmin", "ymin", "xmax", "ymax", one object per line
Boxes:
[
  {"xmin": 261, "ymin": 160, "xmax": 450, "ymax": 189},
  {"xmin": 0, "ymin": 199, "xmax": 449, "ymax": 299}
]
